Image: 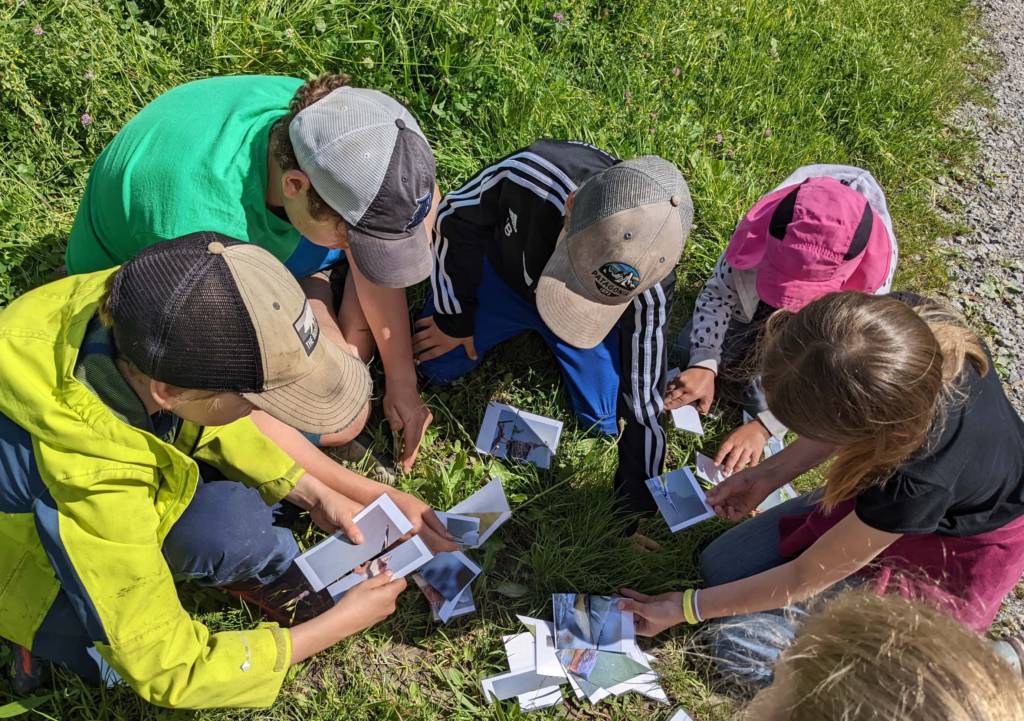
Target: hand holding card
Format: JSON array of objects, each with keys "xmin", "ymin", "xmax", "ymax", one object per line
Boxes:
[
  {"xmin": 694, "ymin": 452, "xmax": 730, "ymax": 486},
  {"xmin": 666, "ymin": 369, "xmax": 704, "ymax": 435}
]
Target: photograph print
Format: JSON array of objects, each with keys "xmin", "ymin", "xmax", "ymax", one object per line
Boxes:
[
  {"xmin": 295, "ymin": 494, "xmax": 413, "ymax": 591},
  {"xmin": 417, "ymin": 551, "xmax": 481, "ymax": 602},
  {"xmin": 475, "ymin": 402, "xmax": 563, "ymax": 468},
  {"xmin": 645, "ymin": 467, "xmax": 716, "ymax": 533},
  {"xmin": 552, "ymin": 594, "xmax": 633, "ymax": 653}
]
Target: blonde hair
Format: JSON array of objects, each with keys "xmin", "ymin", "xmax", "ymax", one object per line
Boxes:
[
  {"xmin": 745, "ymin": 592, "xmax": 1024, "ymax": 721},
  {"xmin": 760, "ymin": 292, "xmax": 988, "ymax": 510}
]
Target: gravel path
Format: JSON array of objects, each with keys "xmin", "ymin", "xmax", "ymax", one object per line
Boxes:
[
  {"xmin": 940, "ymin": 0, "xmax": 1024, "ymax": 633},
  {"xmin": 941, "ymin": 0, "xmax": 1024, "ymax": 413}
]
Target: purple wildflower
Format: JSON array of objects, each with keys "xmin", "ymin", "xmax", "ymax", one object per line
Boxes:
[
  {"xmin": 714, "ymin": 132, "xmax": 724, "ymax": 145},
  {"xmin": 671, "ymin": 67, "xmax": 681, "ymax": 77},
  {"xmin": 32, "ymin": 24, "xmax": 44, "ymax": 36},
  {"xmin": 83, "ymin": 71, "xmax": 95, "ymax": 81},
  {"xmin": 624, "ymin": 90, "xmax": 632, "ymax": 100},
  {"xmin": 763, "ymin": 127, "xmax": 773, "ymax": 139},
  {"xmin": 80, "ymin": 113, "xmax": 93, "ymax": 127},
  {"xmin": 552, "ymin": 11, "xmax": 564, "ymax": 22},
  {"xmin": 726, "ymin": 148, "xmax": 737, "ymax": 159}
]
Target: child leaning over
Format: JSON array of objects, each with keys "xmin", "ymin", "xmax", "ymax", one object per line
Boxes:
[
  {"xmin": 668, "ymin": 165, "xmax": 897, "ymax": 473},
  {"xmin": 622, "ymin": 292, "xmax": 1024, "ymax": 688}
]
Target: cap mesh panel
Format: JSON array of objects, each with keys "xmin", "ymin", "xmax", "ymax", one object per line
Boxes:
[
  {"xmin": 569, "ymin": 156, "xmax": 692, "ymax": 235},
  {"xmin": 110, "ymin": 233, "xmax": 264, "ymax": 392}
]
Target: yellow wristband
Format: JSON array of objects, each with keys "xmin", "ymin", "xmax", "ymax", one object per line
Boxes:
[{"xmin": 681, "ymin": 589, "xmax": 698, "ymax": 625}]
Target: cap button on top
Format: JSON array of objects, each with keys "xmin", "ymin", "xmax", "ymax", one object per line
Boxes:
[
  {"xmin": 208, "ymin": 241, "xmax": 226, "ymax": 254},
  {"xmin": 395, "ymin": 118, "xmax": 406, "ymax": 129},
  {"xmin": 670, "ymin": 195, "xmax": 681, "ymax": 207}
]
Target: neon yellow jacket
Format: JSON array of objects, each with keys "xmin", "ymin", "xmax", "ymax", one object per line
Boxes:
[{"xmin": 0, "ymin": 269, "xmax": 303, "ymax": 708}]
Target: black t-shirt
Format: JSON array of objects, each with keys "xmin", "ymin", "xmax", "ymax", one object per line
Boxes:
[{"xmin": 856, "ymin": 299, "xmax": 1024, "ymax": 537}]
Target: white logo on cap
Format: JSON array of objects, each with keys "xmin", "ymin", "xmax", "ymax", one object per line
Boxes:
[{"xmin": 293, "ymin": 302, "xmax": 320, "ymax": 356}]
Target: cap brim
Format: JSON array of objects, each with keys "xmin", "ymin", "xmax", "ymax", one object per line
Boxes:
[
  {"xmin": 724, "ymin": 184, "xmax": 797, "ymax": 271},
  {"xmin": 535, "ymin": 242, "xmax": 623, "ymax": 350},
  {"xmin": 346, "ymin": 223, "xmax": 432, "ymax": 289},
  {"xmin": 243, "ymin": 338, "xmax": 371, "ymax": 436},
  {"xmin": 755, "ymin": 265, "xmax": 849, "ymax": 312}
]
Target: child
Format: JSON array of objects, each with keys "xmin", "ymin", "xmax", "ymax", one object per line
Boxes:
[
  {"xmin": 0, "ymin": 234, "xmax": 452, "ymax": 708},
  {"xmin": 742, "ymin": 591, "xmax": 1024, "ymax": 720},
  {"xmin": 668, "ymin": 165, "xmax": 897, "ymax": 474},
  {"xmin": 620, "ymin": 292, "xmax": 1024, "ymax": 687},
  {"xmin": 65, "ymin": 74, "xmax": 439, "ymax": 470},
  {"xmin": 414, "ymin": 141, "xmax": 692, "ymax": 516}
]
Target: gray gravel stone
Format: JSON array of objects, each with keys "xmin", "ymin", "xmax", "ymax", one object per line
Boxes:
[{"xmin": 939, "ymin": 0, "xmax": 1024, "ymax": 636}]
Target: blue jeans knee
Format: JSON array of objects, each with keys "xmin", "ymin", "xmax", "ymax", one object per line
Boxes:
[{"xmin": 163, "ymin": 480, "xmax": 299, "ymax": 587}]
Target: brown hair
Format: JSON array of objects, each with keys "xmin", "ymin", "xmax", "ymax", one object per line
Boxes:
[
  {"xmin": 268, "ymin": 72, "xmax": 352, "ymax": 224},
  {"xmin": 745, "ymin": 592, "xmax": 1024, "ymax": 721},
  {"xmin": 761, "ymin": 292, "xmax": 988, "ymax": 510}
]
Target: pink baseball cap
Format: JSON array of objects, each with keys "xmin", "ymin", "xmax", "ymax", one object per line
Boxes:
[{"xmin": 724, "ymin": 176, "xmax": 893, "ymax": 311}]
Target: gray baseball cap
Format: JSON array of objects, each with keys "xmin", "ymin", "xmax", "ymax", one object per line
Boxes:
[
  {"xmin": 536, "ymin": 156, "xmax": 693, "ymax": 348},
  {"xmin": 289, "ymin": 87, "xmax": 436, "ymax": 288}
]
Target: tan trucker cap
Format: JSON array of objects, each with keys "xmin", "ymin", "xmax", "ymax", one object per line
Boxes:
[
  {"xmin": 108, "ymin": 232, "xmax": 372, "ymax": 435},
  {"xmin": 536, "ymin": 157, "xmax": 693, "ymax": 349}
]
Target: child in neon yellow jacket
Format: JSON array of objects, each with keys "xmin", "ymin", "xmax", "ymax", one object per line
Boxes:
[{"xmin": 0, "ymin": 233, "xmax": 453, "ymax": 708}]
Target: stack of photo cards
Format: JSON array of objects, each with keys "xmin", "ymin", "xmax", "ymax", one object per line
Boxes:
[
  {"xmin": 645, "ymin": 468, "xmax": 716, "ymax": 533},
  {"xmin": 294, "ymin": 495, "xmax": 433, "ymax": 597},
  {"xmin": 413, "ymin": 477, "xmax": 513, "ymax": 623},
  {"xmin": 475, "ymin": 402, "xmax": 563, "ymax": 468},
  {"xmin": 666, "ymin": 368, "xmax": 703, "ymax": 436},
  {"xmin": 414, "ymin": 551, "xmax": 481, "ymax": 623},
  {"xmin": 481, "ymin": 595, "xmax": 668, "ymax": 710}
]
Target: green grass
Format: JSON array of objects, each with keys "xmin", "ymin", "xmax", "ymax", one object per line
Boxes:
[{"xmin": 0, "ymin": 0, "xmax": 988, "ymax": 718}]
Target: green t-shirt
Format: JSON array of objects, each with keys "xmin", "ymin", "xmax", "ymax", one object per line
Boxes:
[{"xmin": 66, "ymin": 75, "xmax": 303, "ymax": 274}]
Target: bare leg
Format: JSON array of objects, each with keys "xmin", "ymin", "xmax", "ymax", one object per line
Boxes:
[{"xmin": 337, "ymin": 269, "xmax": 377, "ymax": 363}]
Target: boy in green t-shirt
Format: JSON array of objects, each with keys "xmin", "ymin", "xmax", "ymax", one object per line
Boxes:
[{"xmin": 67, "ymin": 74, "xmax": 438, "ymax": 471}]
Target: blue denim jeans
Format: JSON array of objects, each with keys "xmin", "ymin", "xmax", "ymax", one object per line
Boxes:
[
  {"xmin": 30, "ymin": 477, "xmax": 299, "ymax": 686},
  {"xmin": 698, "ymin": 489, "xmax": 850, "ymax": 690},
  {"xmin": 419, "ymin": 259, "xmax": 621, "ymax": 436}
]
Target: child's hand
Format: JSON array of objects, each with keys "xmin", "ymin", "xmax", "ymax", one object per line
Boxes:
[
  {"xmin": 618, "ymin": 588, "xmax": 686, "ymax": 636},
  {"xmin": 715, "ymin": 418, "xmax": 771, "ymax": 475},
  {"xmin": 331, "ymin": 572, "xmax": 407, "ymax": 633},
  {"xmin": 308, "ymin": 488, "xmax": 365, "ymax": 542},
  {"xmin": 665, "ymin": 367, "xmax": 715, "ymax": 413},
  {"xmin": 413, "ymin": 315, "xmax": 478, "ymax": 363},
  {"xmin": 705, "ymin": 467, "xmax": 773, "ymax": 521},
  {"xmin": 386, "ymin": 490, "xmax": 458, "ymax": 553}
]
